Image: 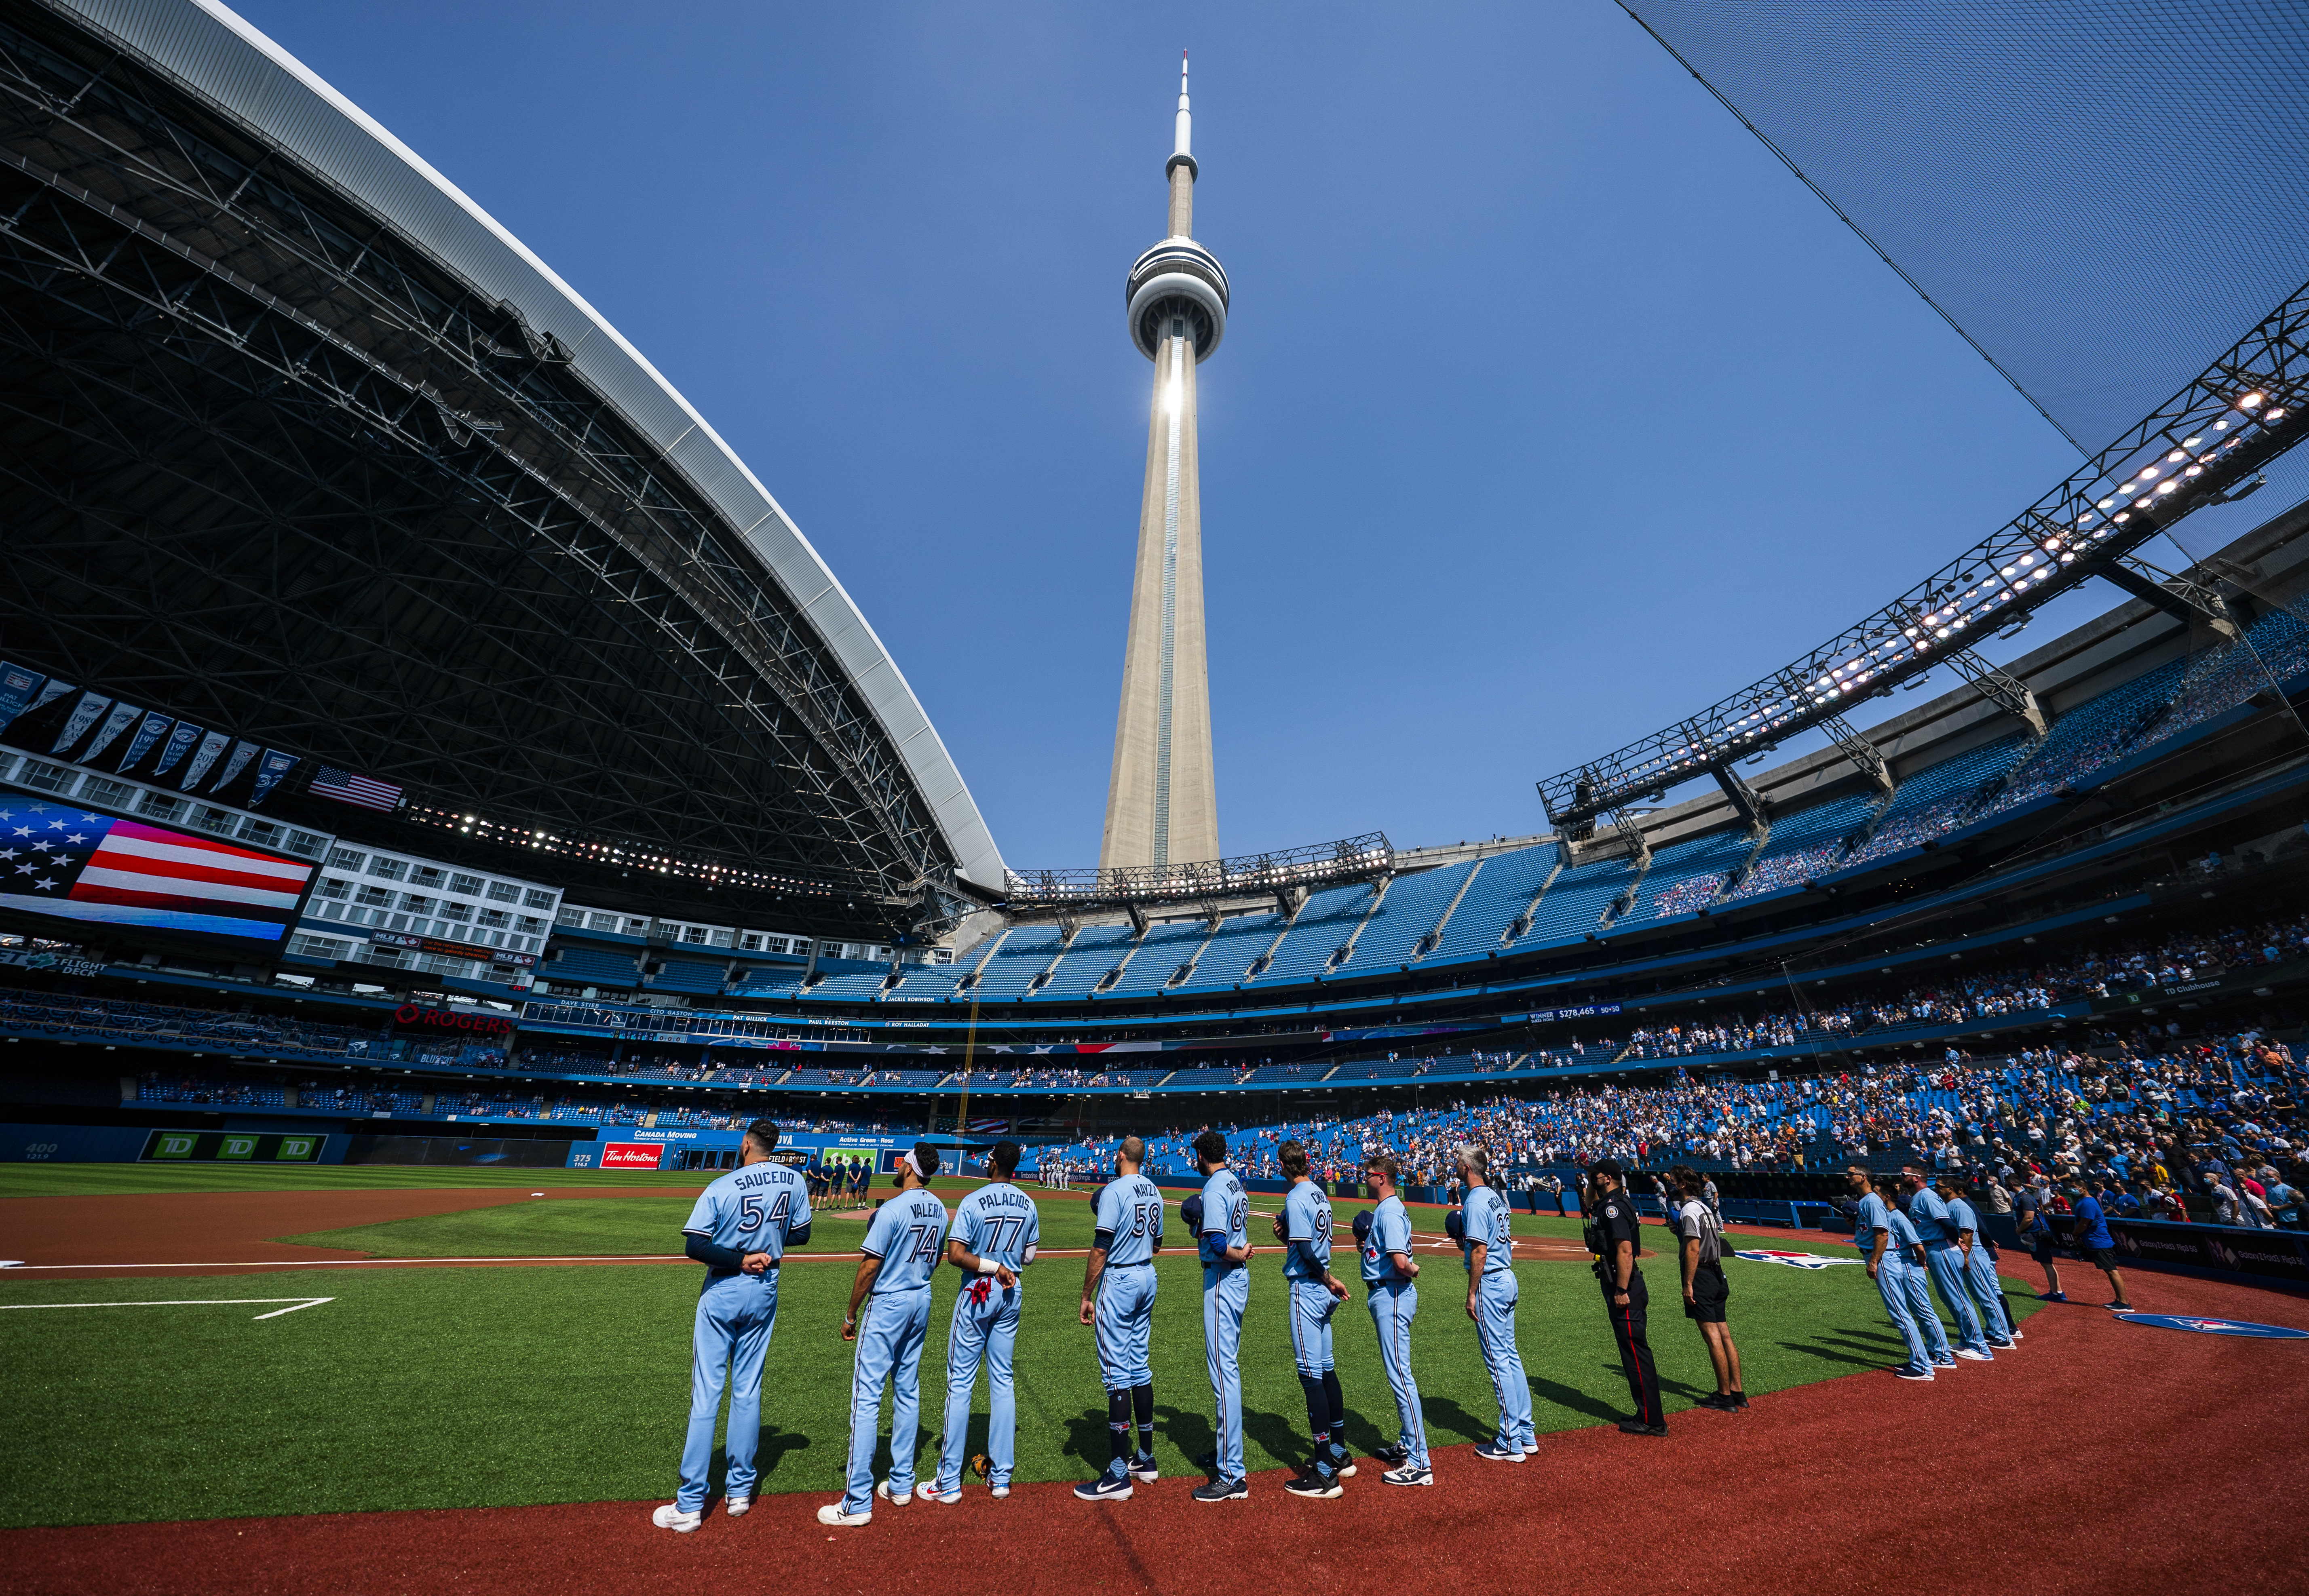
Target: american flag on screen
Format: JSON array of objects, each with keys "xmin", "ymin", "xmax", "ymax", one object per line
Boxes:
[
  {"xmin": 0, "ymin": 803, "xmax": 314, "ymax": 942},
  {"xmin": 309, "ymin": 765, "xmax": 402, "ymax": 811}
]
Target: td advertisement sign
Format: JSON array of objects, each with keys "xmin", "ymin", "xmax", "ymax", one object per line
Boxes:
[{"xmin": 140, "ymin": 1130, "xmax": 324, "ymax": 1163}]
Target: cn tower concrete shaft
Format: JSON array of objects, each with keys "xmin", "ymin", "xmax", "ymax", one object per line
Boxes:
[{"xmin": 1101, "ymin": 57, "xmax": 1223, "ymax": 873}]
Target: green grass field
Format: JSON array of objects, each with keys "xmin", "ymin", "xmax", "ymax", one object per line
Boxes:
[{"xmin": 0, "ymin": 1166, "xmax": 2038, "ymax": 1528}]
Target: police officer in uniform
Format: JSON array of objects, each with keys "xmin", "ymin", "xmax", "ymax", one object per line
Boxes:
[{"xmin": 1585, "ymin": 1160, "xmax": 1665, "ymax": 1436}]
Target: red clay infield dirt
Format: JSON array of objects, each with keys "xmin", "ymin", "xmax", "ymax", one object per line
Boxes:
[{"xmin": 7, "ymin": 1265, "xmax": 2306, "ymax": 1595}]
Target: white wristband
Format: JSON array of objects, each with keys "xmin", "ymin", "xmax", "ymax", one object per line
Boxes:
[{"xmin": 977, "ymin": 1256, "xmax": 999, "ymax": 1275}]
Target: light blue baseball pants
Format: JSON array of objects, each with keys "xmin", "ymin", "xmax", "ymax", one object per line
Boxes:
[
  {"xmin": 1366, "ymin": 1279, "xmax": 1429, "ymax": 1468},
  {"xmin": 678, "ymin": 1270, "xmax": 779, "ymax": 1512},
  {"xmin": 1473, "ymin": 1268, "xmax": 1534, "ymax": 1452},
  {"xmin": 1203, "ymin": 1264, "xmax": 1248, "ymax": 1482},
  {"xmin": 841, "ymin": 1284, "xmax": 931, "ymax": 1514},
  {"xmin": 936, "ymin": 1277, "xmax": 1021, "ymax": 1491},
  {"xmin": 1923, "ymin": 1241, "xmax": 1990, "ymax": 1354}
]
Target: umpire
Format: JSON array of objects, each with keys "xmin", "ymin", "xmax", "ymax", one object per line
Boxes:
[{"xmin": 1585, "ymin": 1160, "xmax": 1666, "ymax": 1436}]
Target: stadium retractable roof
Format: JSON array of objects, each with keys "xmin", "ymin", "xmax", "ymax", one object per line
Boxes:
[{"xmin": 0, "ymin": 0, "xmax": 1003, "ymax": 932}]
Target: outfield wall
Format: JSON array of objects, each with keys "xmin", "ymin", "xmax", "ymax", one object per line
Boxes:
[{"xmin": 0, "ymin": 1122, "xmax": 349, "ymax": 1162}]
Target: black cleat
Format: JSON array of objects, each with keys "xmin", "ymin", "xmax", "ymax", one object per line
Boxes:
[
  {"xmin": 1191, "ymin": 1477, "xmax": 1249, "ymax": 1503},
  {"xmin": 1283, "ymin": 1469, "xmax": 1342, "ymax": 1499},
  {"xmin": 1373, "ymin": 1442, "xmax": 1410, "ymax": 1465}
]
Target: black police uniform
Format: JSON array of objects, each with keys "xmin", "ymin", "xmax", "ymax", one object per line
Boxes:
[{"xmin": 1588, "ymin": 1188, "xmax": 1664, "ymax": 1430}]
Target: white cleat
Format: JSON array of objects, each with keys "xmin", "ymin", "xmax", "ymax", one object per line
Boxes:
[
  {"xmin": 651, "ymin": 1503, "xmax": 702, "ymax": 1533},
  {"xmin": 876, "ymin": 1479, "xmax": 913, "ymax": 1505},
  {"xmin": 724, "ymin": 1495, "xmax": 750, "ymax": 1518},
  {"xmin": 1954, "ymin": 1348, "xmax": 1993, "ymax": 1362},
  {"xmin": 817, "ymin": 1503, "xmax": 872, "ymax": 1528},
  {"xmin": 916, "ymin": 1481, "xmax": 961, "ymax": 1505},
  {"xmin": 990, "ymin": 1484, "xmax": 1011, "ymax": 1499}
]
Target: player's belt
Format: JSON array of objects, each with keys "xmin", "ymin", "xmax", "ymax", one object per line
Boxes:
[{"xmin": 1108, "ymin": 1261, "xmax": 1155, "ymax": 1269}]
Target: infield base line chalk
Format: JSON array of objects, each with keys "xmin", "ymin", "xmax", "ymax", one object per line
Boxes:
[{"xmin": 0, "ymin": 1297, "xmax": 334, "ymax": 1318}]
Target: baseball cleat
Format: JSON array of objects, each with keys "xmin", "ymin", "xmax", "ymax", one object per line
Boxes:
[
  {"xmin": 1074, "ymin": 1473, "xmax": 1133, "ymax": 1501},
  {"xmin": 651, "ymin": 1504, "xmax": 702, "ymax": 1533},
  {"xmin": 815, "ymin": 1504, "xmax": 871, "ymax": 1527},
  {"xmin": 990, "ymin": 1484, "xmax": 1010, "ymax": 1499},
  {"xmin": 1475, "ymin": 1442, "xmax": 1526, "ymax": 1461},
  {"xmin": 1373, "ymin": 1443, "xmax": 1410, "ymax": 1465},
  {"xmin": 1382, "ymin": 1463, "xmax": 1435, "ymax": 1486},
  {"xmin": 1987, "ymin": 1340, "xmax": 2016, "ymax": 1351},
  {"xmin": 1128, "ymin": 1452, "xmax": 1161, "ymax": 1484},
  {"xmin": 916, "ymin": 1481, "xmax": 960, "ymax": 1505},
  {"xmin": 723, "ymin": 1495, "xmax": 750, "ymax": 1518},
  {"xmin": 1894, "ymin": 1366, "xmax": 1935, "ymax": 1381},
  {"xmin": 876, "ymin": 1480, "xmax": 912, "ymax": 1506},
  {"xmin": 1283, "ymin": 1470, "xmax": 1342, "ymax": 1499},
  {"xmin": 1954, "ymin": 1348, "xmax": 1992, "ymax": 1362},
  {"xmin": 1191, "ymin": 1477, "xmax": 1249, "ymax": 1503},
  {"xmin": 1326, "ymin": 1444, "xmax": 1357, "ymax": 1478}
]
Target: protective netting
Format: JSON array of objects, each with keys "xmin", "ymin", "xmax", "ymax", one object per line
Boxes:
[{"xmin": 1620, "ymin": 0, "xmax": 2309, "ymax": 456}]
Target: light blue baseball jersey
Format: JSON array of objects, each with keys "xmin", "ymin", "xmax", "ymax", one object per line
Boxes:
[
  {"xmin": 952, "ymin": 1180, "xmax": 1039, "ymax": 1269},
  {"xmin": 1198, "ymin": 1168, "xmax": 1249, "ymax": 1269},
  {"xmin": 1884, "ymin": 1205, "xmax": 1925, "ymax": 1254},
  {"xmin": 1944, "ymin": 1194, "xmax": 1982, "ymax": 1241},
  {"xmin": 1853, "ymin": 1190, "xmax": 1893, "ymax": 1255},
  {"xmin": 861, "ymin": 1187, "xmax": 950, "ymax": 1293},
  {"xmin": 1461, "ymin": 1184, "xmax": 1514, "ymax": 1273},
  {"xmin": 1361, "ymin": 1194, "xmax": 1412, "ymax": 1283},
  {"xmin": 682, "ymin": 1158, "xmax": 812, "ymax": 1263},
  {"xmin": 1282, "ymin": 1179, "xmax": 1332, "ymax": 1281},
  {"xmin": 1905, "ymin": 1186, "xmax": 1954, "ymax": 1244},
  {"xmin": 1094, "ymin": 1172, "xmax": 1165, "ymax": 1267}
]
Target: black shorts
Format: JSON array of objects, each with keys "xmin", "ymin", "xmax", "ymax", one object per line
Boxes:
[
  {"xmin": 2028, "ymin": 1234, "xmax": 2056, "ymax": 1263},
  {"xmin": 1684, "ymin": 1265, "xmax": 1729, "ymax": 1324},
  {"xmin": 2089, "ymin": 1245, "xmax": 2119, "ymax": 1269}
]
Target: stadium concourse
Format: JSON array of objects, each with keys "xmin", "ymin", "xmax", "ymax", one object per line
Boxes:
[{"xmin": 6, "ymin": 0, "xmax": 2309, "ymax": 1591}]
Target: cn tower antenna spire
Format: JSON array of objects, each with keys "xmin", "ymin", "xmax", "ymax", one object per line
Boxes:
[{"xmin": 1174, "ymin": 51, "xmax": 1191, "ymax": 166}]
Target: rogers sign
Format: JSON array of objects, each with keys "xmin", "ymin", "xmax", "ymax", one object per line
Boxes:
[{"xmin": 391, "ymin": 1004, "xmax": 513, "ymax": 1038}]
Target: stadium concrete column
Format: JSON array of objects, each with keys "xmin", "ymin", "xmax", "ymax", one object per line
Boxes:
[{"xmin": 1102, "ymin": 54, "xmax": 1227, "ymax": 873}]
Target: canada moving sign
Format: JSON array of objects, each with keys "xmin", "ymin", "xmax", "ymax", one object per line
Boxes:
[{"xmin": 600, "ymin": 1143, "xmax": 664, "ymax": 1169}]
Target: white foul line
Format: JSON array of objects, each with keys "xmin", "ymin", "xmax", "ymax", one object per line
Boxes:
[{"xmin": 0, "ymin": 1297, "xmax": 334, "ymax": 1318}]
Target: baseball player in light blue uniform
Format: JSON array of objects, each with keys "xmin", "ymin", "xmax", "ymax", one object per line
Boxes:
[
  {"xmin": 1273, "ymin": 1139, "xmax": 1355, "ymax": 1496},
  {"xmin": 1847, "ymin": 1165, "xmax": 1936, "ymax": 1379},
  {"xmin": 1902, "ymin": 1169, "xmax": 1990, "ymax": 1358},
  {"xmin": 1358, "ymin": 1155, "xmax": 1432, "ymax": 1486},
  {"xmin": 1936, "ymin": 1175, "xmax": 2018, "ymax": 1348},
  {"xmin": 654, "ymin": 1118, "xmax": 813, "ymax": 1532},
  {"xmin": 921, "ymin": 1141, "xmax": 1040, "ymax": 1503},
  {"xmin": 1076, "ymin": 1135, "xmax": 1164, "ymax": 1501},
  {"xmin": 1190, "ymin": 1130, "xmax": 1254, "ymax": 1501},
  {"xmin": 819, "ymin": 1144, "xmax": 948, "ymax": 1528},
  {"xmin": 1456, "ymin": 1145, "xmax": 1534, "ymax": 1460}
]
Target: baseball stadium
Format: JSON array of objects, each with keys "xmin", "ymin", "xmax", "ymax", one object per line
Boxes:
[{"xmin": 4, "ymin": 2, "xmax": 2309, "ymax": 1591}]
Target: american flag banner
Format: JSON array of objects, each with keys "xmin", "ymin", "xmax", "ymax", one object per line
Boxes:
[
  {"xmin": 309, "ymin": 765, "xmax": 402, "ymax": 811},
  {"xmin": 0, "ymin": 800, "xmax": 315, "ymax": 944}
]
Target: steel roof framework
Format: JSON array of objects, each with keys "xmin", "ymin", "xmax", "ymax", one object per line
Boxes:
[
  {"xmin": 1539, "ymin": 276, "xmax": 2309, "ymax": 830},
  {"xmin": 0, "ymin": 8, "xmax": 972, "ymax": 934}
]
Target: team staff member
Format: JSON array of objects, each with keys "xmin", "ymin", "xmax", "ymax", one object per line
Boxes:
[
  {"xmin": 2058, "ymin": 1174, "xmax": 2135, "ymax": 1311},
  {"xmin": 1902, "ymin": 1165, "xmax": 1991, "ymax": 1360},
  {"xmin": 1935, "ymin": 1173, "xmax": 2018, "ymax": 1349},
  {"xmin": 1077, "ymin": 1136, "xmax": 1165, "ymax": 1501},
  {"xmin": 1358, "ymin": 1154, "xmax": 1433, "ymax": 1485},
  {"xmin": 1670, "ymin": 1165, "xmax": 1744, "ymax": 1412},
  {"xmin": 1272, "ymin": 1140, "xmax": 1354, "ymax": 1497},
  {"xmin": 821, "ymin": 1144, "xmax": 947, "ymax": 1528},
  {"xmin": 1190, "ymin": 1130, "xmax": 1254, "ymax": 1503},
  {"xmin": 654, "ymin": 1118, "xmax": 812, "ymax": 1533},
  {"xmin": 1585, "ymin": 1160, "xmax": 1665, "ymax": 1436},
  {"xmin": 1455, "ymin": 1145, "xmax": 1535, "ymax": 1460},
  {"xmin": 920, "ymin": 1141, "xmax": 1038, "ymax": 1504},
  {"xmin": 2014, "ymin": 1175, "xmax": 2066, "ymax": 1301}
]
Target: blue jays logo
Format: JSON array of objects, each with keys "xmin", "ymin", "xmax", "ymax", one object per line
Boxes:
[
  {"xmin": 1733, "ymin": 1249, "xmax": 1864, "ymax": 1270},
  {"xmin": 2115, "ymin": 1312, "xmax": 2309, "ymax": 1339}
]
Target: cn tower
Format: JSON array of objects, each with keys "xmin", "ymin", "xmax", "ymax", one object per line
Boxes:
[{"xmin": 1100, "ymin": 53, "xmax": 1229, "ymax": 873}]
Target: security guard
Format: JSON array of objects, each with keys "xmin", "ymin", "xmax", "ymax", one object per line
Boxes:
[{"xmin": 1585, "ymin": 1160, "xmax": 1665, "ymax": 1436}]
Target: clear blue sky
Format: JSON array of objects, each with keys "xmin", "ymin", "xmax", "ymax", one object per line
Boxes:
[{"xmin": 234, "ymin": 0, "xmax": 2185, "ymax": 869}]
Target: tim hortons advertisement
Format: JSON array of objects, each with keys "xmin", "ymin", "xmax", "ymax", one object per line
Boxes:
[
  {"xmin": 390, "ymin": 1004, "xmax": 515, "ymax": 1038},
  {"xmin": 600, "ymin": 1142, "xmax": 665, "ymax": 1170}
]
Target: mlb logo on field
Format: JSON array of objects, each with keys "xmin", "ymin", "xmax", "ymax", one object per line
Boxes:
[{"xmin": 1734, "ymin": 1249, "xmax": 1864, "ymax": 1270}]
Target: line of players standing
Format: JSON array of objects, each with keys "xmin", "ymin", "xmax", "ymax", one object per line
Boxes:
[{"xmin": 648, "ymin": 1117, "xmax": 1741, "ymax": 1533}]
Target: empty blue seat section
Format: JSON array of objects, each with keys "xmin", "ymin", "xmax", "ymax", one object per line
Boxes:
[
  {"xmin": 1028, "ymin": 924, "xmax": 1140, "ymax": 998},
  {"xmin": 1340, "ymin": 860, "xmax": 1477, "ymax": 970},
  {"xmin": 1174, "ymin": 911, "xmax": 1289, "ymax": 992},
  {"xmin": 1837, "ymin": 732, "xmax": 2031, "ymax": 868},
  {"xmin": 802, "ymin": 969, "xmax": 894, "ymax": 999},
  {"xmin": 727, "ymin": 968, "xmax": 806, "ymax": 997},
  {"xmin": 1522, "ymin": 854, "xmax": 1637, "ymax": 947},
  {"xmin": 967, "ymin": 926, "xmax": 1069, "ymax": 999},
  {"xmin": 1427, "ymin": 845, "xmax": 1560, "ymax": 965},
  {"xmin": 549, "ymin": 946, "xmax": 640, "ymax": 985},
  {"xmin": 1723, "ymin": 793, "xmax": 1879, "ymax": 903},
  {"xmin": 1627, "ymin": 828, "xmax": 1751, "ymax": 921},
  {"xmin": 1253, "ymin": 881, "xmax": 1379, "ymax": 985},
  {"xmin": 1976, "ymin": 658, "xmax": 2185, "ymax": 818},
  {"xmin": 1103, "ymin": 919, "xmax": 1216, "ymax": 996},
  {"xmin": 650, "ymin": 958, "xmax": 726, "ymax": 995}
]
